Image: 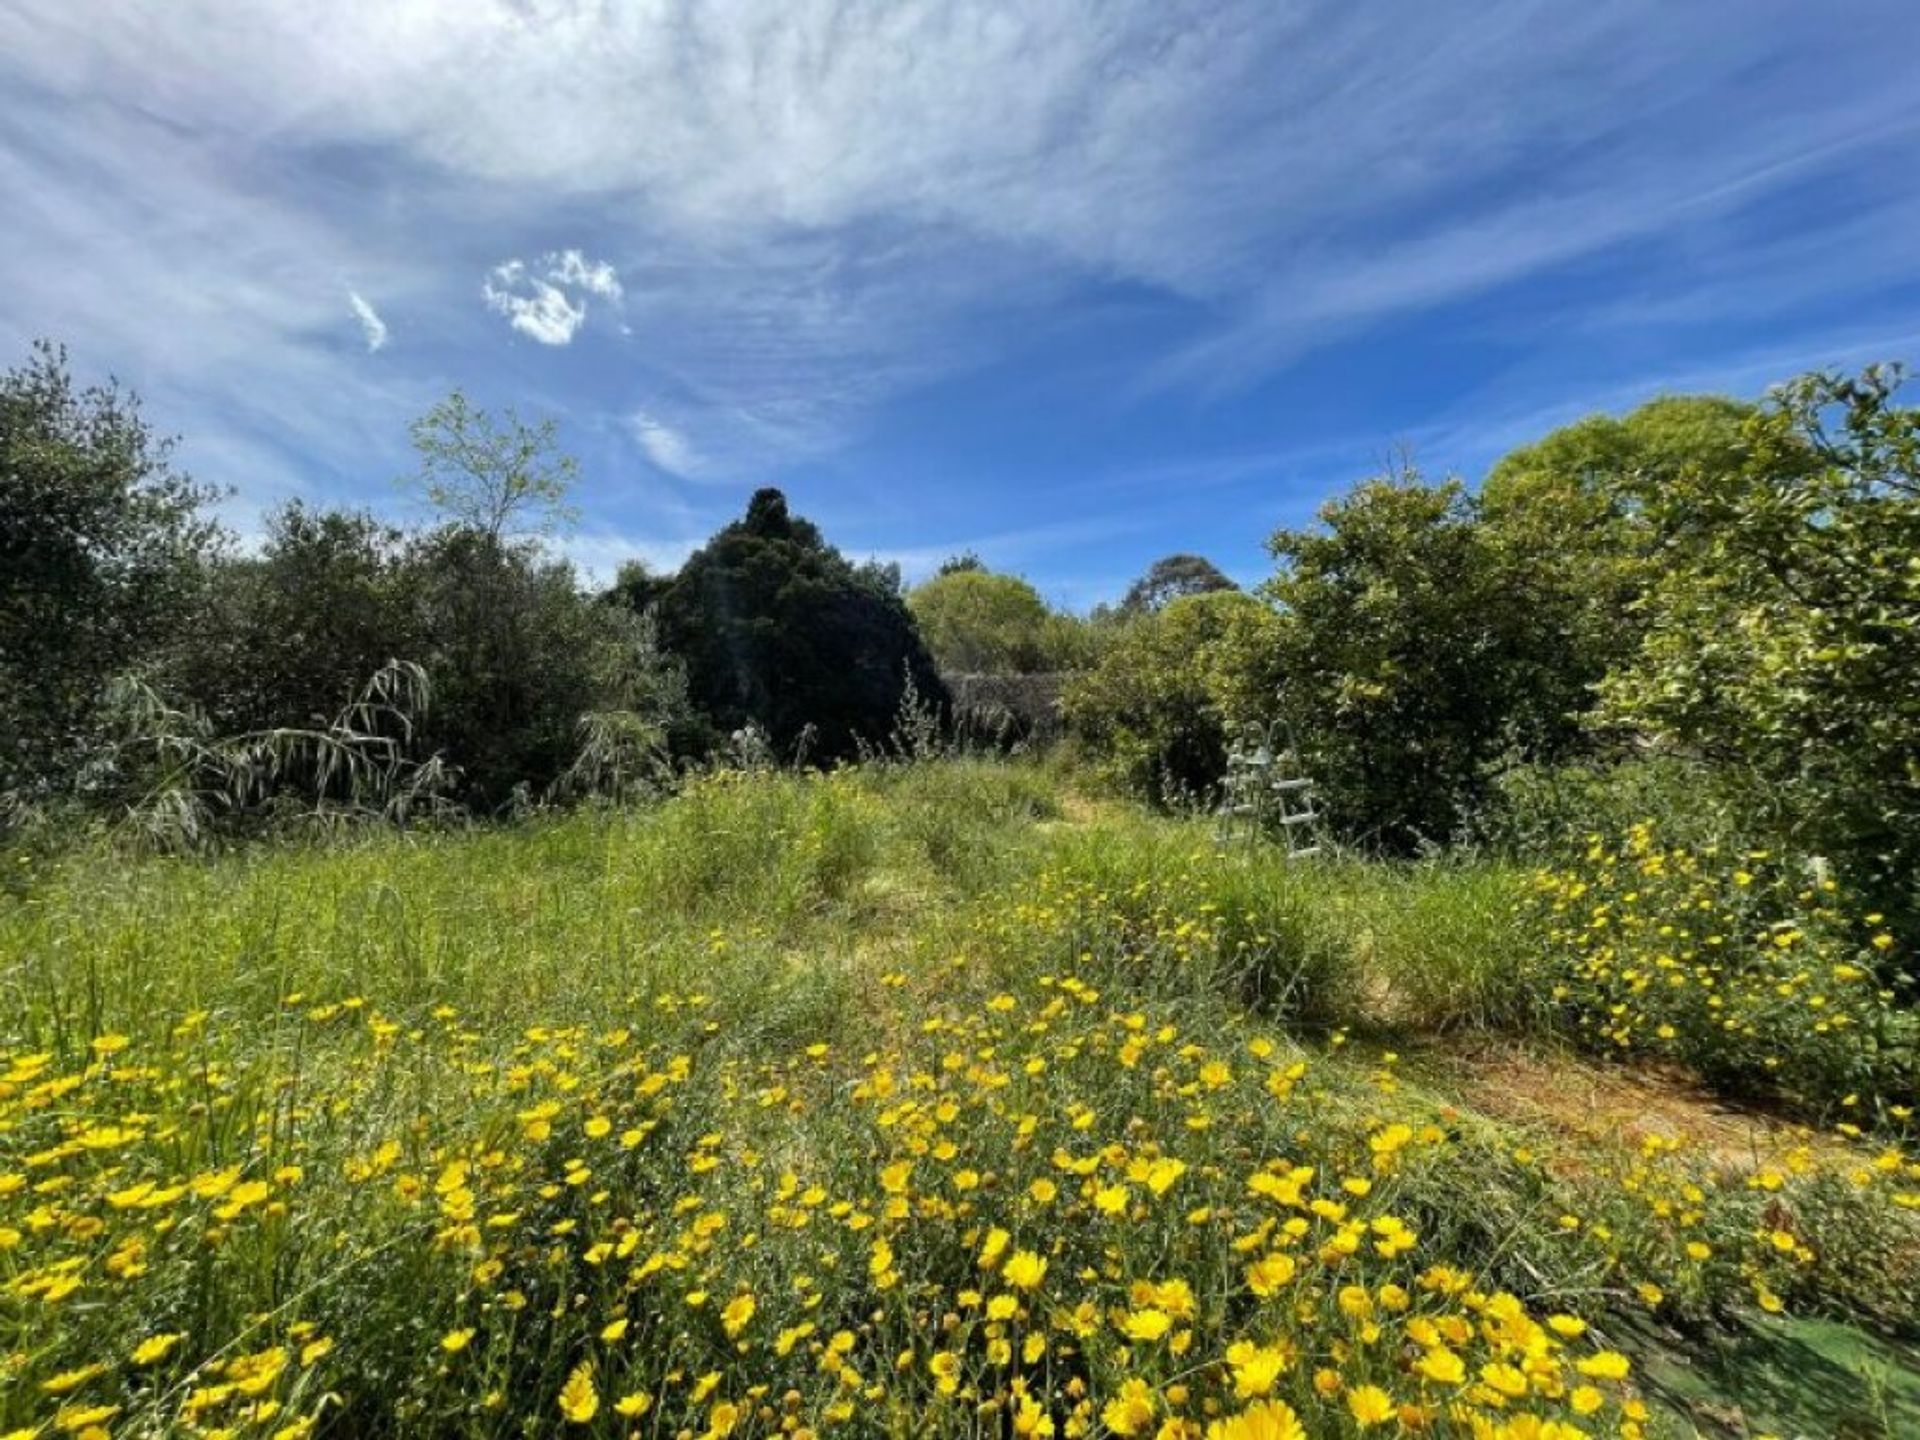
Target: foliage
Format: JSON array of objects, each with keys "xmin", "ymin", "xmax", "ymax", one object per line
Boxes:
[
  {"xmin": 1469, "ymin": 756, "xmax": 1771, "ymax": 861},
  {"xmin": 69, "ymin": 660, "xmax": 456, "ymax": 850},
  {"xmin": 1599, "ymin": 366, "xmax": 1920, "ymax": 942},
  {"xmin": 406, "ymin": 388, "xmax": 578, "ymax": 541},
  {"xmin": 603, "ymin": 557, "xmax": 672, "ymax": 615},
  {"xmin": 4, "ymin": 760, "xmax": 1916, "ymax": 1439},
  {"xmin": 1062, "ymin": 590, "xmax": 1269, "ymax": 805},
  {"xmin": 0, "ymin": 342, "xmax": 221, "ymax": 800},
  {"xmin": 1253, "ymin": 476, "xmax": 1549, "ymax": 852},
  {"xmin": 169, "ymin": 502, "xmax": 420, "ymax": 735},
  {"xmin": 908, "ymin": 568, "xmax": 1054, "ymax": 673},
  {"xmin": 1478, "ymin": 395, "xmax": 1753, "ymax": 756},
  {"xmin": 552, "ymin": 611, "xmax": 695, "ymax": 805},
  {"xmin": 946, "ymin": 672, "xmax": 1068, "ymax": 746},
  {"xmin": 1527, "ymin": 821, "xmax": 1918, "ymax": 1122},
  {"xmin": 405, "ymin": 528, "xmax": 644, "ymax": 810},
  {"xmin": 653, "ymin": 489, "xmax": 948, "ymax": 761},
  {"xmin": 1121, "ymin": 552, "xmax": 1238, "ymax": 614}
]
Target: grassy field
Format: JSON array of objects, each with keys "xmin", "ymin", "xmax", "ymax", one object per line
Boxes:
[{"xmin": 3, "ymin": 760, "xmax": 1917, "ymax": 1439}]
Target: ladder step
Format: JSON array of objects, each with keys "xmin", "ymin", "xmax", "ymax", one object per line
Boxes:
[
  {"xmin": 1278, "ymin": 811, "xmax": 1319, "ymax": 826},
  {"xmin": 1268, "ymin": 778, "xmax": 1314, "ymax": 792}
]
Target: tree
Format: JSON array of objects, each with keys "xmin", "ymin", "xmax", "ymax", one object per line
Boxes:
[
  {"xmin": 404, "ymin": 528, "xmax": 630, "ymax": 809},
  {"xmin": 1600, "ymin": 365, "xmax": 1920, "ymax": 940},
  {"xmin": 1256, "ymin": 475, "xmax": 1539, "ymax": 852},
  {"xmin": 394, "ymin": 391, "xmax": 625, "ymax": 808},
  {"xmin": 1479, "ymin": 395, "xmax": 1753, "ymax": 753},
  {"xmin": 936, "ymin": 551, "xmax": 986, "ymax": 576},
  {"xmin": 1063, "ymin": 590, "xmax": 1270, "ymax": 804},
  {"xmin": 1, "ymin": 341, "xmax": 221, "ymax": 796},
  {"xmin": 406, "ymin": 390, "xmax": 578, "ymax": 542},
  {"xmin": 908, "ymin": 569, "xmax": 1052, "ymax": 674},
  {"xmin": 653, "ymin": 489, "xmax": 947, "ymax": 760},
  {"xmin": 1121, "ymin": 553, "xmax": 1237, "ymax": 614},
  {"xmin": 604, "ymin": 558, "xmax": 673, "ymax": 616},
  {"xmin": 170, "ymin": 503, "xmax": 418, "ymax": 735}
]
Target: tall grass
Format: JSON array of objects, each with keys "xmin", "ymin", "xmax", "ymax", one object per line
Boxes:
[{"xmin": 2, "ymin": 757, "xmax": 1915, "ymax": 1439}]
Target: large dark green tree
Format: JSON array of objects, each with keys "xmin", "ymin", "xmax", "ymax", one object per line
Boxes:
[
  {"xmin": 1, "ymin": 342, "xmax": 221, "ymax": 796},
  {"xmin": 652, "ymin": 489, "xmax": 946, "ymax": 760},
  {"xmin": 1121, "ymin": 553, "xmax": 1238, "ymax": 614}
]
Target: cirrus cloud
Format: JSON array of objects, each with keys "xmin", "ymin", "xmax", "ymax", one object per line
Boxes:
[{"xmin": 346, "ymin": 289, "xmax": 388, "ymax": 352}]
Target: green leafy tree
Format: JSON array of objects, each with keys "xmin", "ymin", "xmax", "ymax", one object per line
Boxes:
[
  {"xmin": 1121, "ymin": 553, "xmax": 1238, "ymax": 614},
  {"xmin": 1063, "ymin": 590, "xmax": 1269, "ymax": 803},
  {"xmin": 1257, "ymin": 475, "xmax": 1540, "ymax": 851},
  {"xmin": 171, "ymin": 503, "xmax": 419, "ymax": 735},
  {"xmin": 653, "ymin": 489, "xmax": 947, "ymax": 760},
  {"xmin": 1, "ymin": 342, "xmax": 221, "ymax": 796},
  {"xmin": 392, "ymin": 392, "xmax": 627, "ymax": 807},
  {"xmin": 1601, "ymin": 365, "xmax": 1920, "ymax": 939},
  {"xmin": 406, "ymin": 389, "xmax": 578, "ymax": 542},
  {"xmin": 604, "ymin": 558, "xmax": 673, "ymax": 616},
  {"xmin": 1479, "ymin": 395, "xmax": 1752, "ymax": 755},
  {"xmin": 908, "ymin": 569, "xmax": 1053, "ymax": 674},
  {"xmin": 403, "ymin": 529, "xmax": 629, "ymax": 809}
]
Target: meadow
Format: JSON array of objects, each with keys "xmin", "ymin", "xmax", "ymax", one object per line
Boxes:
[{"xmin": 3, "ymin": 760, "xmax": 1917, "ymax": 1440}]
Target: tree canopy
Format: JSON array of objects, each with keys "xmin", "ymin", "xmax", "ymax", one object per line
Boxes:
[
  {"xmin": 1121, "ymin": 553, "xmax": 1238, "ymax": 614},
  {"xmin": 652, "ymin": 489, "xmax": 947, "ymax": 760},
  {"xmin": 908, "ymin": 569, "xmax": 1053, "ymax": 674},
  {"xmin": 1, "ymin": 342, "xmax": 221, "ymax": 794}
]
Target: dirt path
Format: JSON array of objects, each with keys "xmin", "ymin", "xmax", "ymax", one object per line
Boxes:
[{"xmin": 1415, "ymin": 1036, "xmax": 1852, "ymax": 1173}]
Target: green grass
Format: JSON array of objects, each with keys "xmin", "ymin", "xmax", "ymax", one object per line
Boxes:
[{"xmin": 2, "ymin": 758, "xmax": 1915, "ymax": 1439}]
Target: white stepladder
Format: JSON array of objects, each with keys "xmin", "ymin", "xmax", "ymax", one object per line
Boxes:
[{"xmin": 1215, "ymin": 728, "xmax": 1324, "ymax": 858}]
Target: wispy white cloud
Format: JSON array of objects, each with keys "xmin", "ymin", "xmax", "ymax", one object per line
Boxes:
[
  {"xmin": 626, "ymin": 411, "xmax": 703, "ymax": 479},
  {"xmin": 483, "ymin": 272, "xmax": 584, "ymax": 345},
  {"xmin": 346, "ymin": 289, "xmax": 388, "ymax": 352},
  {"xmin": 550, "ymin": 249, "xmax": 622, "ymax": 302},
  {"xmin": 1, "ymin": 0, "xmax": 1916, "ymax": 554},
  {"xmin": 482, "ymin": 252, "xmax": 623, "ymax": 346}
]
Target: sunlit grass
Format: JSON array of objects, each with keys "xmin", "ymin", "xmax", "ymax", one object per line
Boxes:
[{"xmin": 3, "ymin": 760, "xmax": 1916, "ymax": 1438}]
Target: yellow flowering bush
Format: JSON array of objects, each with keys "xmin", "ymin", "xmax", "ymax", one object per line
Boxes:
[{"xmin": 1528, "ymin": 823, "xmax": 1918, "ymax": 1122}]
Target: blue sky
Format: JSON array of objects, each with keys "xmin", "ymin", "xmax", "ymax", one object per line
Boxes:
[{"xmin": 4, "ymin": 2, "xmax": 1919, "ymax": 608}]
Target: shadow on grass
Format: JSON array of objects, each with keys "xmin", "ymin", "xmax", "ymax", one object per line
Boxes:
[{"xmin": 1617, "ymin": 1310, "xmax": 1920, "ymax": 1439}]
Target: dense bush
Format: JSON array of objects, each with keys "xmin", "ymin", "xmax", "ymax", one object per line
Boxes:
[
  {"xmin": 1, "ymin": 343, "xmax": 220, "ymax": 800},
  {"xmin": 1249, "ymin": 477, "xmax": 1552, "ymax": 852},
  {"xmin": 908, "ymin": 568, "xmax": 1053, "ymax": 673},
  {"xmin": 1527, "ymin": 821, "xmax": 1918, "ymax": 1121},
  {"xmin": 652, "ymin": 489, "xmax": 946, "ymax": 762},
  {"xmin": 169, "ymin": 502, "xmax": 420, "ymax": 735},
  {"xmin": 1477, "ymin": 395, "xmax": 1753, "ymax": 759},
  {"xmin": 1600, "ymin": 367, "xmax": 1920, "ymax": 944},
  {"xmin": 1061, "ymin": 590, "xmax": 1270, "ymax": 805}
]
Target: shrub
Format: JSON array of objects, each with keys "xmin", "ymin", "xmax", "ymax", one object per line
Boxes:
[
  {"xmin": 1599, "ymin": 366, "xmax": 1920, "ymax": 946},
  {"xmin": 1062, "ymin": 591, "xmax": 1270, "ymax": 806},
  {"xmin": 1525, "ymin": 821, "xmax": 1919, "ymax": 1122}
]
